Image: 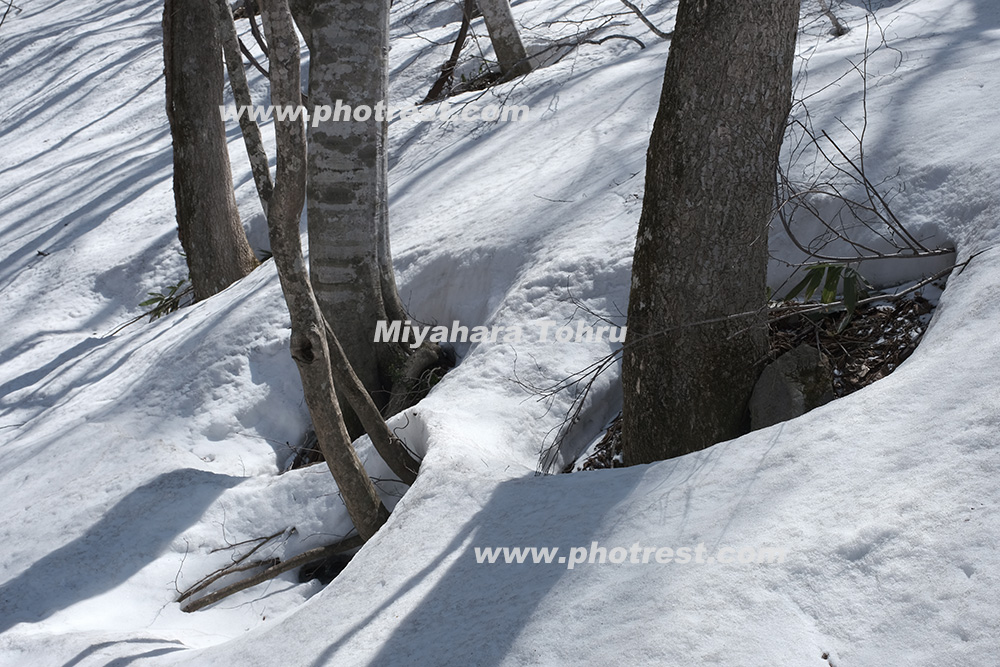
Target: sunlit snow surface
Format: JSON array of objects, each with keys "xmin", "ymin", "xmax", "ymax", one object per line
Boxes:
[{"xmin": 1, "ymin": 0, "xmax": 998, "ymax": 664}]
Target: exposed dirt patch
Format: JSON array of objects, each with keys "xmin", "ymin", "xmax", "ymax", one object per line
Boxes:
[{"xmin": 569, "ymin": 292, "xmax": 937, "ymax": 472}]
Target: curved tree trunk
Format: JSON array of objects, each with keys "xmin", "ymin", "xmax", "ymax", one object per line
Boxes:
[
  {"xmin": 260, "ymin": 0, "xmax": 389, "ymax": 539},
  {"xmin": 621, "ymin": 0, "xmax": 799, "ymax": 465},
  {"xmin": 163, "ymin": 0, "xmax": 258, "ymax": 301}
]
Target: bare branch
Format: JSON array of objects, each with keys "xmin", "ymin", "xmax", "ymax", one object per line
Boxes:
[
  {"xmin": 618, "ymin": 0, "xmax": 671, "ymax": 40},
  {"xmin": 322, "ymin": 319, "xmax": 421, "ymax": 485},
  {"xmin": 238, "ymin": 36, "xmax": 269, "ymax": 77},
  {"xmin": 181, "ymin": 536, "xmax": 364, "ymax": 612}
]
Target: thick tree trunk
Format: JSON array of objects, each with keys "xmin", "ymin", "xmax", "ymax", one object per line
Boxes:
[
  {"xmin": 301, "ymin": 0, "xmax": 414, "ymax": 419},
  {"xmin": 260, "ymin": 0, "xmax": 389, "ymax": 539},
  {"xmin": 477, "ymin": 0, "xmax": 531, "ymax": 78},
  {"xmin": 621, "ymin": 0, "xmax": 799, "ymax": 465},
  {"xmin": 163, "ymin": 0, "xmax": 258, "ymax": 301}
]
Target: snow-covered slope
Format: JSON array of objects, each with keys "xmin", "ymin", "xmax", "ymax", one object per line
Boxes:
[{"xmin": 1, "ymin": 0, "xmax": 998, "ymax": 664}]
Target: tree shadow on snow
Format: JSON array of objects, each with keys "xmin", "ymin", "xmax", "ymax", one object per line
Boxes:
[
  {"xmin": 0, "ymin": 468, "xmax": 241, "ymax": 633},
  {"xmin": 309, "ymin": 467, "xmax": 646, "ymax": 667}
]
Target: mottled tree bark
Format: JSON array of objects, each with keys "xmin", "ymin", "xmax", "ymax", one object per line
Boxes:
[
  {"xmin": 260, "ymin": 0, "xmax": 388, "ymax": 539},
  {"xmin": 300, "ymin": 0, "xmax": 429, "ymax": 422},
  {"xmin": 622, "ymin": 0, "xmax": 799, "ymax": 465},
  {"xmin": 477, "ymin": 0, "xmax": 532, "ymax": 78},
  {"xmin": 163, "ymin": 0, "xmax": 257, "ymax": 301}
]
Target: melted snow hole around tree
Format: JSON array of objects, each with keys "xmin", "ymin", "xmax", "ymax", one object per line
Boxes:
[{"xmin": 567, "ymin": 279, "xmax": 947, "ymax": 472}]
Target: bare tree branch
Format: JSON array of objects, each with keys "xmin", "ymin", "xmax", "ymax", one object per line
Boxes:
[
  {"xmin": 181, "ymin": 536, "xmax": 363, "ymax": 612},
  {"xmin": 238, "ymin": 36, "xmax": 269, "ymax": 77},
  {"xmin": 618, "ymin": 0, "xmax": 671, "ymax": 40},
  {"xmin": 322, "ymin": 319, "xmax": 421, "ymax": 485}
]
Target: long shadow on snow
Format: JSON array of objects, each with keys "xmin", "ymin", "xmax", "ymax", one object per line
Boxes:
[
  {"xmin": 0, "ymin": 468, "xmax": 241, "ymax": 633},
  {"xmin": 62, "ymin": 638, "xmax": 186, "ymax": 667},
  {"xmin": 309, "ymin": 467, "xmax": 646, "ymax": 667}
]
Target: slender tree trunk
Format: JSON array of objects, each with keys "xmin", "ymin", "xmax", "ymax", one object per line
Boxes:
[
  {"xmin": 260, "ymin": 0, "xmax": 388, "ymax": 539},
  {"xmin": 477, "ymin": 0, "xmax": 531, "ymax": 78},
  {"xmin": 421, "ymin": 0, "xmax": 475, "ymax": 103},
  {"xmin": 163, "ymin": 0, "xmax": 258, "ymax": 301},
  {"xmin": 323, "ymin": 321, "xmax": 420, "ymax": 485},
  {"xmin": 213, "ymin": 0, "xmax": 273, "ymax": 215},
  {"xmin": 621, "ymin": 0, "xmax": 799, "ymax": 465}
]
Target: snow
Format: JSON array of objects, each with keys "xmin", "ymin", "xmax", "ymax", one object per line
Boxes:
[{"xmin": 1, "ymin": 0, "xmax": 999, "ymax": 664}]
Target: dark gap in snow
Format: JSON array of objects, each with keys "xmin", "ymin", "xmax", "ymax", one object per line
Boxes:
[{"xmin": 568, "ymin": 288, "xmax": 942, "ymax": 472}]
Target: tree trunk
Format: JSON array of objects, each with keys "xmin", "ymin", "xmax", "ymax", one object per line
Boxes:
[
  {"xmin": 477, "ymin": 0, "xmax": 532, "ymax": 79},
  {"xmin": 260, "ymin": 0, "xmax": 389, "ymax": 539},
  {"xmin": 212, "ymin": 0, "xmax": 273, "ymax": 215},
  {"xmin": 301, "ymin": 0, "xmax": 417, "ymax": 420},
  {"xmin": 621, "ymin": 0, "xmax": 799, "ymax": 465},
  {"xmin": 163, "ymin": 0, "xmax": 258, "ymax": 301}
]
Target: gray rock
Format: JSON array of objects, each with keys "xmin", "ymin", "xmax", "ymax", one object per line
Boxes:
[{"xmin": 750, "ymin": 344, "xmax": 835, "ymax": 430}]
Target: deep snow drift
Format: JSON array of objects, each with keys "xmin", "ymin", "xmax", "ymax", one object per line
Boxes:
[{"xmin": 1, "ymin": 0, "xmax": 998, "ymax": 664}]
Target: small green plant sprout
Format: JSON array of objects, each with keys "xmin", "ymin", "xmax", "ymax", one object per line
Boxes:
[
  {"xmin": 139, "ymin": 278, "xmax": 192, "ymax": 322},
  {"xmin": 783, "ymin": 263, "xmax": 874, "ymax": 332}
]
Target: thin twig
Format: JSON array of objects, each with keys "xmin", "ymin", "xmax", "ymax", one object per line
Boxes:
[
  {"xmin": 618, "ymin": 0, "xmax": 671, "ymax": 40},
  {"xmin": 0, "ymin": 0, "xmax": 17, "ymax": 33}
]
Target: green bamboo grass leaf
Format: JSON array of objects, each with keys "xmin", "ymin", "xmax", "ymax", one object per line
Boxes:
[
  {"xmin": 821, "ymin": 265, "xmax": 844, "ymax": 303},
  {"xmin": 802, "ymin": 267, "xmax": 826, "ymax": 301}
]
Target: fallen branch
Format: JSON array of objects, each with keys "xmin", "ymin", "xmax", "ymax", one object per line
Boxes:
[
  {"xmin": 181, "ymin": 536, "xmax": 364, "ymax": 612},
  {"xmin": 178, "ymin": 529, "xmax": 287, "ymax": 603},
  {"xmin": 179, "ymin": 557, "xmax": 280, "ymax": 603}
]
